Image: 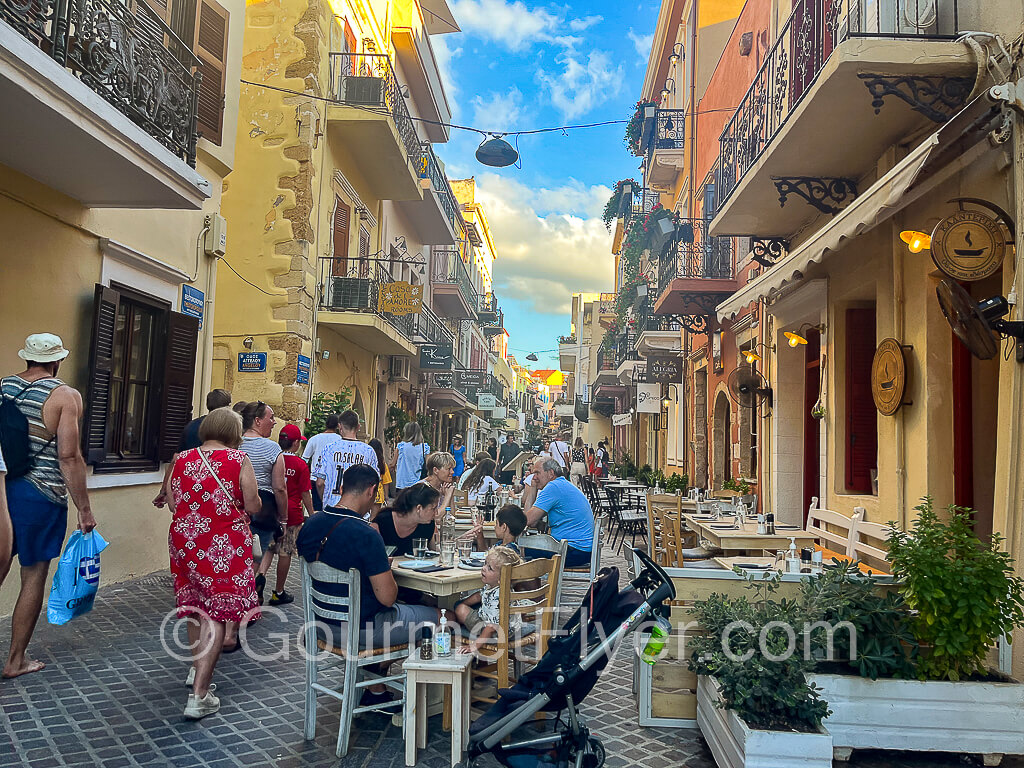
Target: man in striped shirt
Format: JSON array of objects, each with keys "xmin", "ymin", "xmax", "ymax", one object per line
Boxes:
[{"xmin": 1, "ymin": 334, "xmax": 95, "ymax": 679}]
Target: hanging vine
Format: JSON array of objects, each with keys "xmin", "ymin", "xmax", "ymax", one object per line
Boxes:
[
  {"xmin": 624, "ymin": 99, "xmax": 657, "ymax": 156},
  {"xmin": 602, "ymin": 178, "xmax": 637, "ymax": 231}
]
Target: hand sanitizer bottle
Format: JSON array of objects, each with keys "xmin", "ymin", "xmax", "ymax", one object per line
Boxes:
[
  {"xmin": 434, "ymin": 609, "xmax": 452, "ymax": 657},
  {"xmin": 785, "ymin": 537, "xmax": 800, "ymax": 574}
]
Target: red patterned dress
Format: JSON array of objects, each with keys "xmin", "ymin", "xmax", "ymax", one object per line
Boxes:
[{"xmin": 168, "ymin": 448, "xmax": 259, "ymax": 621}]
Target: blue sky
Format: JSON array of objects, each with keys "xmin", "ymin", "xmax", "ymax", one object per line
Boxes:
[{"xmin": 431, "ymin": 0, "xmax": 660, "ymax": 370}]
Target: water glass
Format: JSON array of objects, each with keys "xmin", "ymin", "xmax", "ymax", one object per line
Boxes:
[
  {"xmin": 458, "ymin": 541, "xmax": 473, "ymax": 560},
  {"xmin": 440, "ymin": 541, "xmax": 457, "ymax": 567},
  {"xmin": 413, "ymin": 538, "xmax": 429, "ymax": 559}
]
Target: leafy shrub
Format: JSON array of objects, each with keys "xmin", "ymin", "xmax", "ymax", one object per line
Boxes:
[
  {"xmin": 304, "ymin": 390, "xmax": 351, "ymax": 439},
  {"xmin": 723, "ymin": 478, "xmax": 751, "ymax": 495}
]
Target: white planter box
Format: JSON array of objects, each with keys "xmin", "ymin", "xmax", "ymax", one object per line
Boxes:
[
  {"xmin": 809, "ymin": 672, "xmax": 1024, "ymax": 765},
  {"xmin": 696, "ymin": 676, "xmax": 833, "ymax": 768}
]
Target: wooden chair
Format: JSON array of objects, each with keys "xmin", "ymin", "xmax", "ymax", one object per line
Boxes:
[
  {"xmin": 471, "ymin": 554, "xmax": 562, "ymax": 702},
  {"xmin": 806, "ymin": 498, "xmax": 863, "ymax": 555},
  {"xmin": 516, "ymin": 533, "xmax": 568, "ymax": 606},
  {"xmin": 301, "ymin": 561, "xmax": 410, "ymax": 756},
  {"xmin": 659, "ymin": 509, "xmax": 682, "ymax": 568},
  {"xmin": 644, "ymin": 493, "xmax": 666, "ymax": 566},
  {"xmin": 848, "ymin": 509, "xmax": 892, "ymax": 571},
  {"xmin": 561, "ymin": 516, "xmax": 602, "ymax": 598}
]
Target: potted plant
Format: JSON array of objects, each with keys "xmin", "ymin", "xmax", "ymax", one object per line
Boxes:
[
  {"xmin": 807, "ymin": 498, "xmax": 1024, "ymax": 765},
  {"xmin": 689, "ymin": 576, "xmax": 833, "ymax": 768},
  {"xmin": 602, "ymin": 179, "xmax": 636, "ymax": 231},
  {"xmin": 624, "ymin": 101, "xmax": 656, "ymax": 156}
]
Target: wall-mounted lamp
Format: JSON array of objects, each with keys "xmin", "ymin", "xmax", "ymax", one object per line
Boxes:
[
  {"xmin": 636, "ymin": 282, "xmax": 648, "ymax": 299},
  {"xmin": 742, "ymin": 342, "xmax": 774, "ymax": 364},
  {"xmin": 900, "ymin": 230, "xmax": 932, "ymax": 253},
  {"xmin": 783, "ymin": 323, "xmax": 825, "ymax": 347},
  {"xmin": 669, "ymin": 42, "xmax": 684, "ymax": 65},
  {"xmin": 660, "ymin": 78, "xmax": 673, "ymax": 102},
  {"xmin": 242, "ymin": 336, "xmax": 255, "ymax": 350}
]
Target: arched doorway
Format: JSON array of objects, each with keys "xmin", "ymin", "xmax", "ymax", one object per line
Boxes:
[{"xmin": 713, "ymin": 390, "xmax": 731, "ymax": 490}]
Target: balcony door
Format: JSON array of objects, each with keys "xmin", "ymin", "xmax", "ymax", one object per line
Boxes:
[
  {"xmin": 789, "ymin": 0, "xmax": 838, "ymax": 107},
  {"xmin": 332, "ymin": 198, "xmax": 350, "ymax": 277}
]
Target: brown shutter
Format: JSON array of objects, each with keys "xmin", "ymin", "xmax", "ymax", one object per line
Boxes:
[
  {"xmin": 358, "ymin": 227, "xmax": 370, "ymax": 277},
  {"xmin": 845, "ymin": 308, "xmax": 878, "ymax": 493},
  {"xmin": 193, "ymin": 0, "xmax": 229, "ymax": 145},
  {"xmin": 83, "ymin": 284, "xmax": 121, "ymax": 465},
  {"xmin": 159, "ymin": 311, "xmax": 200, "ymax": 462},
  {"xmin": 332, "ymin": 198, "xmax": 350, "ymax": 276}
]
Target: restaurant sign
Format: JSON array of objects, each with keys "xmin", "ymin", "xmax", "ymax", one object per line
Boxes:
[
  {"xmin": 636, "ymin": 383, "xmax": 661, "ymax": 413},
  {"xmin": 432, "ymin": 372, "xmax": 454, "ymax": 389},
  {"xmin": 647, "ymin": 355, "xmax": 683, "ymax": 382},
  {"xmin": 871, "ymin": 337, "xmax": 909, "ymax": 416},
  {"xmin": 419, "ymin": 344, "xmax": 453, "ymax": 370},
  {"xmin": 612, "ymin": 412, "xmax": 633, "ymax": 427},
  {"xmin": 377, "ymin": 281, "xmax": 424, "ymax": 315},
  {"xmin": 930, "ymin": 209, "xmax": 1005, "ymax": 281},
  {"xmin": 456, "ymin": 369, "xmax": 488, "ymax": 388},
  {"xmin": 478, "ymin": 393, "xmax": 497, "ymax": 409}
]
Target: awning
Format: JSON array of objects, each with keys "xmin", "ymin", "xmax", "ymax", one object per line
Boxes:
[
  {"xmin": 717, "ymin": 94, "xmax": 1005, "ymax": 321},
  {"xmin": 420, "ymin": 0, "xmax": 460, "ymax": 34}
]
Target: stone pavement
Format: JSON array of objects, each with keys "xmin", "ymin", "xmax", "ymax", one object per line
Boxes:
[{"xmin": 0, "ymin": 538, "xmax": 1021, "ymax": 768}]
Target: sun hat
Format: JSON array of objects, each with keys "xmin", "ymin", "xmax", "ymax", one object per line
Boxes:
[
  {"xmin": 279, "ymin": 424, "xmax": 305, "ymax": 442},
  {"xmin": 18, "ymin": 333, "xmax": 70, "ymax": 363}
]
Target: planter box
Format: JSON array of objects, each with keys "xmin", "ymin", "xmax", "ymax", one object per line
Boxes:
[
  {"xmin": 696, "ymin": 676, "xmax": 833, "ymax": 768},
  {"xmin": 809, "ymin": 672, "xmax": 1024, "ymax": 765}
]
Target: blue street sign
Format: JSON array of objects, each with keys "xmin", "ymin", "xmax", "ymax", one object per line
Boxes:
[
  {"xmin": 238, "ymin": 352, "xmax": 267, "ymax": 372},
  {"xmin": 297, "ymin": 354, "xmax": 311, "ymax": 384},
  {"xmin": 181, "ymin": 285, "xmax": 204, "ymax": 329}
]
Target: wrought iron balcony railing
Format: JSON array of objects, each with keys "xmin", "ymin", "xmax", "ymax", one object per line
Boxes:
[
  {"xmin": 2, "ymin": 0, "xmax": 202, "ymax": 166},
  {"xmin": 718, "ymin": 0, "xmax": 961, "ymax": 207},
  {"xmin": 615, "ymin": 331, "xmax": 641, "ymax": 368},
  {"xmin": 410, "ymin": 301, "xmax": 454, "ymax": 347},
  {"xmin": 418, "ymin": 144, "xmax": 464, "ymax": 238},
  {"xmin": 657, "ymin": 219, "xmax": 735, "ymax": 298},
  {"xmin": 558, "ymin": 335, "xmax": 577, "ymax": 345},
  {"xmin": 329, "ymin": 52, "xmax": 420, "ymax": 161},
  {"xmin": 643, "ymin": 109, "xmax": 686, "ymax": 155},
  {"xmin": 431, "ymin": 246, "xmax": 478, "ymax": 311},
  {"xmin": 597, "ymin": 292, "xmax": 617, "ymax": 315},
  {"xmin": 319, "ymin": 258, "xmax": 414, "ymax": 340}
]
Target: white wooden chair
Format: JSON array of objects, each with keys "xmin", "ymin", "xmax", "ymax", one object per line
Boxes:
[
  {"xmin": 848, "ymin": 509, "xmax": 892, "ymax": 571},
  {"xmin": 805, "ymin": 497, "xmax": 863, "ymax": 555},
  {"xmin": 516, "ymin": 533, "xmax": 568, "ymax": 606},
  {"xmin": 561, "ymin": 516, "xmax": 602, "ymax": 599},
  {"xmin": 302, "ymin": 561, "xmax": 411, "ymax": 756}
]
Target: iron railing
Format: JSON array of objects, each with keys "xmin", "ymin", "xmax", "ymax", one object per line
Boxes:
[
  {"xmin": 2, "ymin": 0, "xmax": 201, "ymax": 165},
  {"xmin": 615, "ymin": 331, "xmax": 641, "ymax": 368},
  {"xmin": 558, "ymin": 335, "xmax": 577, "ymax": 345},
  {"xmin": 418, "ymin": 144, "xmax": 464, "ymax": 238},
  {"xmin": 319, "ymin": 258, "xmax": 415, "ymax": 340},
  {"xmin": 644, "ymin": 108, "xmax": 686, "ymax": 154},
  {"xmin": 431, "ymin": 246, "xmax": 478, "ymax": 311},
  {"xmin": 410, "ymin": 301, "xmax": 454, "ymax": 347},
  {"xmin": 597, "ymin": 292, "xmax": 617, "ymax": 315},
  {"xmin": 477, "ymin": 293, "xmax": 503, "ymax": 334},
  {"xmin": 329, "ymin": 52, "xmax": 420, "ymax": 160},
  {"xmin": 718, "ymin": 0, "xmax": 961, "ymax": 206},
  {"xmin": 657, "ymin": 218, "xmax": 735, "ymax": 298}
]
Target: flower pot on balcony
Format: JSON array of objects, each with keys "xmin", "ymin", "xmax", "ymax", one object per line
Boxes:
[{"xmin": 649, "ymin": 217, "xmax": 676, "ymax": 255}]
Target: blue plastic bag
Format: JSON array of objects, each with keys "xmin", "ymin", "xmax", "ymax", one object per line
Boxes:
[{"xmin": 47, "ymin": 529, "xmax": 109, "ymax": 625}]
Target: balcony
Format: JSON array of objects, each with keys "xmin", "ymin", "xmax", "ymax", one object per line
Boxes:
[
  {"xmin": 0, "ymin": 0, "xmax": 210, "ymax": 207},
  {"xmin": 615, "ymin": 330, "xmax": 644, "ymax": 384},
  {"xmin": 712, "ymin": 0, "xmax": 967, "ymax": 238},
  {"xmin": 477, "ymin": 293, "xmax": 504, "ymax": 337},
  {"xmin": 633, "ymin": 306, "xmax": 682, "ymax": 357},
  {"xmin": 427, "ymin": 371, "xmax": 469, "ymax": 410},
  {"xmin": 327, "ymin": 52, "xmax": 423, "ymax": 201},
  {"xmin": 642, "ymin": 109, "xmax": 686, "ymax": 192},
  {"xmin": 593, "ymin": 345, "xmax": 625, "ymax": 400},
  {"xmin": 410, "ymin": 301, "xmax": 455, "ymax": 349},
  {"xmin": 654, "ymin": 218, "xmax": 737, "ymax": 319},
  {"xmin": 317, "ymin": 258, "xmax": 417, "ymax": 356},
  {"xmin": 612, "ymin": 185, "xmax": 661, "ymax": 255},
  {"xmin": 391, "ymin": 4, "xmax": 451, "ymax": 143},
  {"xmin": 431, "ymin": 246, "xmax": 477, "ymax": 318},
  {"xmin": 397, "ymin": 144, "xmax": 461, "ymax": 245},
  {"xmin": 558, "ymin": 335, "xmax": 577, "ymax": 373}
]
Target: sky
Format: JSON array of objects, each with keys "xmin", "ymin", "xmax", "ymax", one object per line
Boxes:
[{"xmin": 429, "ymin": 0, "xmax": 661, "ymax": 370}]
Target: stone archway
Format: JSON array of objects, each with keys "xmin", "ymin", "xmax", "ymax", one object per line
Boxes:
[
  {"xmin": 694, "ymin": 369, "xmax": 708, "ymax": 488},
  {"xmin": 713, "ymin": 390, "xmax": 731, "ymax": 490}
]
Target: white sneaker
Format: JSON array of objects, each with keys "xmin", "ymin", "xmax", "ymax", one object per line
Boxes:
[
  {"xmin": 185, "ymin": 666, "xmax": 196, "ymax": 687},
  {"xmin": 184, "ymin": 689, "xmax": 220, "ymax": 720}
]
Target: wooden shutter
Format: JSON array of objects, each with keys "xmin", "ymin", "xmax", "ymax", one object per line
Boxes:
[
  {"xmin": 193, "ymin": 0, "xmax": 229, "ymax": 145},
  {"xmin": 358, "ymin": 227, "xmax": 370, "ymax": 277},
  {"xmin": 845, "ymin": 308, "xmax": 878, "ymax": 493},
  {"xmin": 83, "ymin": 285, "xmax": 121, "ymax": 465},
  {"xmin": 159, "ymin": 311, "xmax": 200, "ymax": 462},
  {"xmin": 332, "ymin": 198, "xmax": 350, "ymax": 276}
]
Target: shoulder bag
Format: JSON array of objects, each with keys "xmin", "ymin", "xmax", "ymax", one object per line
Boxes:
[
  {"xmin": 200, "ymin": 449, "xmax": 279, "ymax": 534},
  {"xmin": 418, "ymin": 442, "xmax": 429, "ymax": 481}
]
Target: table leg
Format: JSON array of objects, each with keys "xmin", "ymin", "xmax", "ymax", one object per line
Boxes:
[
  {"xmin": 416, "ymin": 679, "xmax": 428, "ymax": 750},
  {"xmin": 443, "ymin": 684, "xmax": 452, "ymax": 731},
  {"xmin": 451, "ymin": 674, "xmax": 464, "ymax": 767},
  {"xmin": 404, "ymin": 672, "xmax": 418, "ymax": 767},
  {"xmin": 463, "ymin": 668, "xmax": 472, "ymax": 740}
]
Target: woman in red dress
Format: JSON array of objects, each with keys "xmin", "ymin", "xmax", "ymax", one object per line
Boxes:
[{"xmin": 166, "ymin": 407, "xmax": 260, "ymax": 719}]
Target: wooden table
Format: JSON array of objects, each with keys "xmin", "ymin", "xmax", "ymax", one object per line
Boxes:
[
  {"xmin": 712, "ymin": 551, "xmax": 890, "ymax": 576},
  {"xmin": 392, "ymin": 560, "xmax": 483, "ymax": 604},
  {"xmin": 404, "ymin": 653, "xmax": 473, "ymax": 767},
  {"xmin": 682, "ymin": 513, "xmax": 816, "ymax": 552}
]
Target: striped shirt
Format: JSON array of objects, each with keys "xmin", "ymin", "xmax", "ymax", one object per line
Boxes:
[
  {"xmin": 1, "ymin": 376, "xmax": 66, "ymax": 505},
  {"xmin": 240, "ymin": 436, "xmax": 282, "ymax": 492}
]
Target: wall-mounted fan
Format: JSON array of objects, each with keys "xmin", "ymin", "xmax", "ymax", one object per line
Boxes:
[
  {"xmin": 936, "ymin": 278, "xmax": 1024, "ymax": 361},
  {"xmin": 728, "ymin": 364, "xmax": 773, "ymax": 409}
]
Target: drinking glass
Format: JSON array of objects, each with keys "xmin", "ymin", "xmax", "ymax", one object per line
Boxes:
[
  {"xmin": 412, "ymin": 538, "xmax": 429, "ymax": 560},
  {"xmin": 440, "ymin": 541, "xmax": 457, "ymax": 567},
  {"xmin": 458, "ymin": 541, "xmax": 473, "ymax": 560}
]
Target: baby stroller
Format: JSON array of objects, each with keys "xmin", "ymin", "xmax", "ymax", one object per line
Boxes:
[{"xmin": 465, "ymin": 548, "xmax": 676, "ymax": 768}]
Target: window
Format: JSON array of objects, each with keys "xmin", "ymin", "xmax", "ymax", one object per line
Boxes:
[
  {"xmin": 844, "ymin": 308, "xmax": 878, "ymax": 493},
  {"xmin": 84, "ymin": 284, "xmax": 199, "ymax": 471},
  {"xmin": 332, "ymin": 198, "xmax": 350, "ymax": 276}
]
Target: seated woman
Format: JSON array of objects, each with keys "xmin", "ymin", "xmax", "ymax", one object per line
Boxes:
[
  {"xmin": 459, "ymin": 458, "xmax": 501, "ymax": 505},
  {"xmin": 372, "ymin": 484, "xmax": 440, "ymax": 557}
]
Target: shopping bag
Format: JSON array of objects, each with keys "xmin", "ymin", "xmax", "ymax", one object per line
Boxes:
[{"xmin": 47, "ymin": 529, "xmax": 109, "ymax": 625}]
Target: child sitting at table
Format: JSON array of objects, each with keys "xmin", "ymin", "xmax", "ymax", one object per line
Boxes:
[
  {"xmin": 456, "ymin": 545, "xmax": 529, "ymax": 655},
  {"xmin": 472, "ymin": 504, "xmax": 526, "ymax": 553}
]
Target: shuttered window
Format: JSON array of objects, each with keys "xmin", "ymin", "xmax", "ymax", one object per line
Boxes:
[
  {"xmin": 194, "ymin": 0, "xmax": 229, "ymax": 145},
  {"xmin": 358, "ymin": 227, "xmax": 370, "ymax": 277},
  {"xmin": 332, "ymin": 198, "xmax": 350, "ymax": 276},
  {"xmin": 844, "ymin": 308, "xmax": 878, "ymax": 494}
]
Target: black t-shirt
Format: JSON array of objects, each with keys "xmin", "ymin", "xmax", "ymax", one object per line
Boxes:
[
  {"xmin": 296, "ymin": 509, "xmax": 391, "ymax": 625},
  {"xmin": 178, "ymin": 416, "xmax": 204, "ymax": 452},
  {"xmin": 374, "ymin": 509, "xmax": 436, "ymax": 557},
  {"xmin": 498, "ymin": 441, "xmax": 519, "ymax": 469}
]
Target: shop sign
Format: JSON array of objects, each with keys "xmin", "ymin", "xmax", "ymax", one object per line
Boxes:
[
  {"xmin": 930, "ymin": 210, "xmax": 1006, "ymax": 281},
  {"xmin": 456, "ymin": 369, "xmax": 487, "ymax": 388},
  {"xmin": 296, "ymin": 354, "xmax": 311, "ymax": 385},
  {"xmin": 420, "ymin": 344, "xmax": 453, "ymax": 370},
  {"xmin": 238, "ymin": 352, "xmax": 267, "ymax": 373},
  {"xmin": 574, "ymin": 399, "xmax": 589, "ymax": 423},
  {"xmin": 636, "ymin": 383, "xmax": 661, "ymax": 413},
  {"xmin": 871, "ymin": 337, "xmax": 909, "ymax": 416},
  {"xmin": 377, "ymin": 281, "xmax": 424, "ymax": 315},
  {"xmin": 647, "ymin": 355, "xmax": 682, "ymax": 382},
  {"xmin": 433, "ymin": 372, "xmax": 454, "ymax": 389},
  {"xmin": 478, "ymin": 393, "xmax": 497, "ymax": 409},
  {"xmin": 612, "ymin": 412, "xmax": 633, "ymax": 427},
  {"xmin": 181, "ymin": 285, "xmax": 204, "ymax": 329},
  {"xmin": 554, "ymin": 403, "xmax": 575, "ymax": 417}
]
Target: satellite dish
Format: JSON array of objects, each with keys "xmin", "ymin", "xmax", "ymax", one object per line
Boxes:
[
  {"xmin": 727, "ymin": 364, "xmax": 773, "ymax": 409},
  {"xmin": 935, "ymin": 278, "xmax": 1024, "ymax": 361}
]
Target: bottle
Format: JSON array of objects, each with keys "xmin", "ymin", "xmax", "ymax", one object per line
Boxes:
[
  {"xmin": 420, "ymin": 626, "xmax": 433, "ymax": 660},
  {"xmin": 800, "ymin": 547, "xmax": 813, "ymax": 574},
  {"xmin": 811, "ymin": 548, "xmax": 823, "ymax": 575},
  {"xmin": 442, "ymin": 506, "xmax": 456, "ymax": 545},
  {"xmin": 765, "ymin": 513, "xmax": 776, "ymax": 536},
  {"xmin": 640, "ymin": 614, "xmax": 671, "ymax": 665},
  {"xmin": 434, "ymin": 609, "xmax": 452, "ymax": 657},
  {"xmin": 756, "ymin": 513, "xmax": 767, "ymax": 535},
  {"xmin": 786, "ymin": 537, "xmax": 800, "ymax": 574}
]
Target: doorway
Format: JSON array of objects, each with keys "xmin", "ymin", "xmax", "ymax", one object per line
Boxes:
[
  {"xmin": 713, "ymin": 390, "xmax": 731, "ymax": 489},
  {"xmin": 802, "ymin": 329, "xmax": 821, "ymax": 522}
]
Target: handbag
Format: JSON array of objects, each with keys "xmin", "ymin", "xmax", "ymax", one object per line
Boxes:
[{"xmin": 418, "ymin": 443, "xmax": 429, "ymax": 481}]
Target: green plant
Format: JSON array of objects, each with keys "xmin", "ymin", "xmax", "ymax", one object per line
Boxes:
[
  {"xmin": 602, "ymin": 179, "xmax": 637, "ymax": 231},
  {"xmin": 689, "ymin": 575, "xmax": 831, "ymax": 732},
  {"xmin": 416, "ymin": 412, "xmax": 437, "ymax": 447},
  {"xmin": 663, "ymin": 472, "xmax": 688, "ymax": 494},
  {"xmin": 887, "ymin": 497, "xmax": 1024, "ymax": 681},
  {"xmin": 624, "ymin": 100, "xmax": 656, "ymax": 155},
  {"xmin": 383, "ymin": 404, "xmax": 410, "ymax": 447},
  {"xmin": 304, "ymin": 389, "xmax": 352, "ymax": 439},
  {"xmin": 723, "ymin": 478, "xmax": 752, "ymax": 496}
]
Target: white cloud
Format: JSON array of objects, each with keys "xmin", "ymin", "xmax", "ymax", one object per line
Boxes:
[
  {"xmin": 471, "ymin": 87, "xmax": 524, "ymax": 130},
  {"xmin": 449, "ymin": 0, "xmax": 560, "ymax": 51},
  {"xmin": 627, "ymin": 29, "xmax": 654, "ymax": 59},
  {"xmin": 474, "ymin": 174, "xmax": 614, "ymax": 315},
  {"xmin": 569, "ymin": 14, "xmax": 602, "ymax": 32},
  {"xmin": 432, "ymin": 36, "xmax": 463, "ymax": 118},
  {"xmin": 537, "ymin": 50, "xmax": 624, "ymax": 120}
]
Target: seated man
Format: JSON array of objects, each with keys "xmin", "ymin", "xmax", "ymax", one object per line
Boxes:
[
  {"xmin": 297, "ymin": 464, "xmax": 440, "ymax": 658},
  {"xmin": 523, "ymin": 458, "xmax": 595, "ymax": 569}
]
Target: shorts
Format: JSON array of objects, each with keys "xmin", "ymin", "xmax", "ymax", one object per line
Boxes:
[
  {"xmin": 269, "ymin": 524, "xmax": 301, "ymax": 556},
  {"xmin": 7, "ymin": 478, "xmax": 68, "ymax": 567},
  {"xmin": 463, "ymin": 606, "xmax": 485, "ymax": 633},
  {"xmin": 318, "ymin": 602, "xmax": 438, "ymax": 651},
  {"xmin": 250, "ymin": 524, "xmax": 274, "ymax": 557}
]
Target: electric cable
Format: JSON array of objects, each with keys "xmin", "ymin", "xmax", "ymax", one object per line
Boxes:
[{"xmin": 221, "ymin": 257, "xmax": 285, "ymax": 296}]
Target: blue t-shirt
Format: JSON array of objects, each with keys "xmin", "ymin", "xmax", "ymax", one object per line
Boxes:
[
  {"xmin": 296, "ymin": 509, "xmax": 391, "ymax": 625},
  {"xmin": 450, "ymin": 444, "xmax": 466, "ymax": 475},
  {"xmin": 533, "ymin": 477, "xmax": 595, "ymax": 552},
  {"xmin": 395, "ymin": 441, "xmax": 430, "ymax": 489}
]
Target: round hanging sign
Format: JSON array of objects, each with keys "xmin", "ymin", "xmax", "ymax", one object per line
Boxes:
[
  {"xmin": 871, "ymin": 338, "xmax": 907, "ymax": 416},
  {"xmin": 930, "ymin": 209, "xmax": 1005, "ymax": 281}
]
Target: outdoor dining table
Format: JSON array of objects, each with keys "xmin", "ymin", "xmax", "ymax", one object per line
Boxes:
[
  {"xmin": 682, "ymin": 512, "xmax": 816, "ymax": 552},
  {"xmin": 713, "ymin": 551, "xmax": 890, "ymax": 576},
  {"xmin": 391, "ymin": 559, "xmax": 483, "ymax": 608}
]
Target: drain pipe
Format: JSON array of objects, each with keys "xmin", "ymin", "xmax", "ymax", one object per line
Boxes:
[{"xmin": 893, "ymin": 226, "xmax": 907, "ymax": 530}]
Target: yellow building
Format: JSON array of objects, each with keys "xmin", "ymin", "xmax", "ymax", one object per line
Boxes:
[{"xmin": 0, "ymin": 0, "xmax": 246, "ymax": 612}]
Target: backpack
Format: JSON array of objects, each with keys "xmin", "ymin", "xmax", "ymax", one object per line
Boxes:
[{"xmin": 0, "ymin": 381, "xmax": 55, "ymax": 479}]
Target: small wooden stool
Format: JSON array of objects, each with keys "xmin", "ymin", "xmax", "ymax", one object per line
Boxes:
[{"xmin": 403, "ymin": 652, "xmax": 473, "ymax": 767}]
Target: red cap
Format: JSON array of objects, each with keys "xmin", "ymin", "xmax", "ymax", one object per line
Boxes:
[{"xmin": 280, "ymin": 423, "xmax": 305, "ymax": 442}]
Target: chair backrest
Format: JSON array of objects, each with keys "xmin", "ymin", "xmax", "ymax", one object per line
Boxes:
[
  {"xmin": 302, "ymin": 559, "xmax": 360, "ymax": 657},
  {"xmin": 516, "ymin": 534, "xmax": 568, "ymax": 605},
  {"xmin": 659, "ymin": 509, "xmax": 681, "ymax": 568},
  {"xmin": 805, "ymin": 506, "xmax": 863, "ymax": 555},
  {"xmin": 645, "ymin": 494, "xmax": 664, "ymax": 564},
  {"xmin": 739, "ymin": 494, "xmax": 758, "ymax": 512},
  {"xmin": 498, "ymin": 554, "xmax": 562, "ymax": 660},
  {"xmin": 849, "ymin": 510, "xmax": 891, "ymax": 569}
]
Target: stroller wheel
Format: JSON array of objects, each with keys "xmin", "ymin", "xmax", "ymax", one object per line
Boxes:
[{"xmin": 582, "ymin": 738, "xmax": 605, "ymax": 768}]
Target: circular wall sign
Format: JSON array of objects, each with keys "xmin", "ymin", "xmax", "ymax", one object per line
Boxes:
[
  {"xmin": 871, "ymin": 338, "xmax": 907, "ymax": 416},
  {"xmin": 930, "ymin": 209, "xmax": 1005, "ymax": 281}
]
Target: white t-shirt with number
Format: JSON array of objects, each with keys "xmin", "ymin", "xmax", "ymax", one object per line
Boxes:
[{"xmin": 312, "ymin": 436, "xmax": 380, "ymax": 509}]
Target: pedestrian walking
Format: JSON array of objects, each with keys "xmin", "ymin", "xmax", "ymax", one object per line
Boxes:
[
  {"xmin": 265, "ymin": 424, "xmax": 312, "ymax": 607},
  {"xmin": 569, "ymin": 437, "xmax": 588, "ymax": 487},
  {"xmin": 311, "ymin": 410, "xmax": 378, "ymax": 513},
  {"xmin": 0, "ymin": 333, "xmax": 95, "ymax": 679},
  {"xmin": 497, "ymin": 431, "xmax": 520, "ymax": 485},
  {"xmin": 0, "ymin": 445, "xmax": 11, "ymax": 590},
  {"xmin": 486, "ymin": 437, "xmax": 498, "ymax": 462},
  {"xmin": 547, "ymin": 432, "xmax": 570, "ymax": 472},
  {"xmin": 301, "ymin": 413, "xmax": 340, "ymax": 511},
  {"xmin": 393, "ymin": 421, "xmax": 429, "ymax": 492},
  {"xmin": 153, "ymin": 388, "xmax": 232, "ymax": 509},
  {"xmin": 449, "ymin": 434, "xmax": 467, "ymax": 480},
  {"xmin": 165, "ymin": 408, "xmax": 261, "ymax": 719}
]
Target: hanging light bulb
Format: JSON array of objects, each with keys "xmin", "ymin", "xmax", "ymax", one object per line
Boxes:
[
  {"xmin": 743, "ymin": 349, "xmax": 761, "ymax": 363},
  {"xmin": 475, "ymin": 135, "xmax": 518, "ymax": 168},
  {"xmin": 899, "ymin": 230, "xmax": 931, "ymax": 253},
  {"xmin": 784, "ymin": 331, "xmax": 808, "ymax": 347}
]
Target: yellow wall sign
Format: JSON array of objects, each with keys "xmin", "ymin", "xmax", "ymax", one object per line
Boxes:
[
  {"xmin": 378, "ymin": 282, "xmax": 424, "ymax": 315},
  {"xmin": 930, "ymin": 210, "xmax": 1005, "ymax": 281}
]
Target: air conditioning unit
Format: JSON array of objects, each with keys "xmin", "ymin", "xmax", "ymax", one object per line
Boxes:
[
  {"xmin": 343, "ymin": 75, "xmax": 384, "ymax": 106},
  {"xmin": 389, "ymin": 356, "xmax": 411, "ymax": 382},
  {"xmin": 329, "ymin": 277, "xmax": 371, "ymax": 310}
]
